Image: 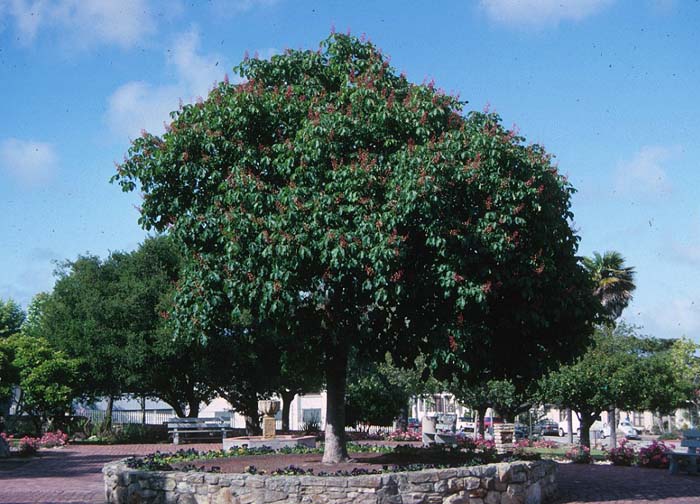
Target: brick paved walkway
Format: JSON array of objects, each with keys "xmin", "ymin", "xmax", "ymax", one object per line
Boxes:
[
  {"xmin": 0, "ymin": 443, "xmax": 219, "ymax": 504},
  {"xmin": 1, "ymin": 445, "xmax": 698, "ymax": 503},
  {"xmin": 554, "ymin": 462, "xmax": 700, "ymax": 503}
]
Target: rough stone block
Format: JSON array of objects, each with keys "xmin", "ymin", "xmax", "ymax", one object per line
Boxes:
[
  {"xmin": 407, "ymin": 471, "xmax": 439, "ymax": 484},
  {"xmin": 348, "ymin": 475, "xmax": 382, "ymax": 488},
  {"xmin": 484, "ymin": 490, "xmax": 501, "ymax": 504},
  {"xmin": 465, "ymin": 477, "xmax": 481, "ymax": 490},
  {"xmin": 447, "ymin": 477, "xmax": 464, "ymax": 492},
  {"xmin": 443, "ymin": 491, "xmax": 469, "ymax": 504},
  {"xmin": 524, "ymin": 481, "xmax": 542, "ymax": 504}
]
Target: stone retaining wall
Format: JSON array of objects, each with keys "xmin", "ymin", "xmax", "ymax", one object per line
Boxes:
[{"xmin": 103, "ymin": 459, "xmax": 557, "ymax": 504}]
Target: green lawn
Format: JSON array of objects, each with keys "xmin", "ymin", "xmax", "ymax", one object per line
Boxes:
[{"xmin": 526, "ymin": 446, "xmax": 607, "ymax": 461}]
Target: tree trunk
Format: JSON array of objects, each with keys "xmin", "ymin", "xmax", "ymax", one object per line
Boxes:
[
  {"xmin": 104, "ymin": 396, "xmax": 114, "ymax": 432},
  {"xmin": 608, "ymin": 408, "xmax": 617, "ymax": 449},
  {"xmin": 280, "ymin": 390, "xmax": 296, "ymax": 432},
  {"xmin": 187, "ymin": 397, "xmax": 200, "ymax": 418},
  {"xmin": 322, "ymin": 350, "xmax": 349, "ymax": 464},
  {"xmin": 397, "ymin": 402, "xmax": 409, "ymax": 432},
  {"xmin": 170, "ymin": 402, "xmax": 186, "ymax": 418},
  {"xmin": 141, "ymin": 397, "xmax": 146, "ymax": 425},
  {"xmin": 579, "ymin": 413, "xmax": 594, "ymax": 448},
  {"xmin": 567, "ymin": 408, "xmax": 574, "ymax": 444},
  {"xmin": 244, "ymin": 414, "xmax": 261, "ymax": 436},
  {"xmin": 477, "ymin": 407, "xmax": 487, "ymax": 438}
]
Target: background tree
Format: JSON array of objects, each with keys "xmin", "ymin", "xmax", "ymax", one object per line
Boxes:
[
  {"xmin": 0, "ymin": 298, "xmax": 25, "ymax": 339},
  {"xmin": 583, "ymin": 250, "xmax": 636, "ymax": 446},
  {"xmin": 1, "ymin": 298, "xmax": 24, "ymax": 417},
  {"xmin": 36, "ymin": 237, "xmax": 218, "ymax": 420},
  {"xmin": 451, "ymin": 378, "xmax": 527, "ymax": 436},
  {"xmin": 40, "ymin": 254, "xmax": 127, "ymax": 428},
  {"xmin": 116, "ymin": 235, "xmax": 215, "ymax": 417},
  {"xmin": 583, "ymin": 251, "xmax": 636, "ymax": 322},
  {"xmin": 276, "ymin": 351, "xmax": 324, "ymax": 432},
  {"xmin": 539, "ymin": 323, "xmax": 683, "ymax": 447},
  {"xmin": 345, "ymin": 352, "xmax": 414, "ymax": 430},
  {"xmin": 3, "ymin": 333, "xmax": 79, "ymax": 430},
  {"xmin": 114, "ymin": 34, "xmax": 597, "ymax": 463}
]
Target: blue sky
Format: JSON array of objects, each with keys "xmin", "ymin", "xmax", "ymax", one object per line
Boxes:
[{"xmin": 1, "ymin": 0, "xmax": 698, "ymax": 341}]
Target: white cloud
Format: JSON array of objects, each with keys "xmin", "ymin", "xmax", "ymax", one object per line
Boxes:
[
  {"xmin": 106, "ymin": 81, "xmax": 182, "ymax": 141},
  {"xmin": 613, "ymin": 145, "xmax": 676, "ymax": 199},
  {"xmin": 105, "ymin": 29, "xmax": 231, "ymax": 140},
  {"xmin": 167, "ymin": 29, "xmax": 227, "ymax": 98},
  {"xmin": 0, "ymin": 138, "xmax": 58, "ymax": 187},
  {"xmin": 3, "ymin": 0, "xmax": 154, "ymax": 48},
  {"xmin": 479, "ymin": 0, "xmax": 614, "ymax": 28}
]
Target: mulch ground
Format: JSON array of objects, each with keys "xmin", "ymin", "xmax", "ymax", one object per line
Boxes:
[{"xmin": 172, "ymin": 448, "xmax": 475, "ymax": 474}]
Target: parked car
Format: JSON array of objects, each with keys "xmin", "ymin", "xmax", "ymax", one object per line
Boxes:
[
  {"xmin": 483, "ymin": 417, "xmax": 504, "ymax": 428},
  {"xmin": 599, "ymin": 420, "xmax": 641, "ymax": 440},
  {"xmin": 557, "ymin": 420, "xmax": 581, "ymax": 438},
  {"xmin": 514, "ymin": 424, "xmax": 529, "ymax": 440},
  {"xmin": 533, "ymin": 419, "xmax": 559, "ymax": 436},
  {"xmin": 457, "ymin": 416, "xmax": 475, "ymax": 433}
]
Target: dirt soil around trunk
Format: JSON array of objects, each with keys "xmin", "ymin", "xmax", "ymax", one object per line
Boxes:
[{"xmin": 172, "ymin": 449, "xmax": 477, "ymax": 474}]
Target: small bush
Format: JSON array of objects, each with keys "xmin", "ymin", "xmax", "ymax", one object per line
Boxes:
[
  {"xmin": 532, "ymin": 439, "xmax": 558, "ymax": 449},
  {"xmin": 606, "ymin": 439, "xmax": 636, "ymax": 466},
  {"xmin": 565, "ymin": 445, "xmax": 592, "ymax": 464},
  {"xmin": 39, "ymin": 430, "xmax": 69, "ymax": 448},
  {"xmin": 385, "ymin": 429, "xmax": 421, "ymax": 442},
  {"xmin": 638, "ymin": 440, "xmax": 672, "ymax": 469},
  {"xmin": 17, "ymin": 436, "xmax": 40, "ymax": 456},
  {"xmin": 301, "ymin": 419, "xmax": 321, "ymax": 434},
  {"xmin": 657, "ymin": 432, "xmax": 679, "ymax": 441}
]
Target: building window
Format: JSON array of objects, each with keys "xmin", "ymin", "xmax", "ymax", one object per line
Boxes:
[
  {"xmin": 633, "ymin": 412, "xmax": 643, "ymax": 426},
  {"xmin": 302, "ymin": 408, "xmax": 321, "ymax": 424}
]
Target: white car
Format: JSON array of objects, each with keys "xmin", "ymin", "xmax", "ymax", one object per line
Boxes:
[
  {"xmin": 557, "ymin": 420, "xmax": 581, "ymax": 437},
  {"xmin": 588, "ymin": 419, "xmax": 640, "ymax": 440},
  {"xmin": 599, "ymin": 420, "xmax": 641, "ymax": 440}
]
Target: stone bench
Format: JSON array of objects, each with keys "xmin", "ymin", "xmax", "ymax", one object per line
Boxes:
[
  {"xmin": 167, "ymin": 417, "xmax": 232, "ymax": 445},
  {"xmin": 668, "ymin": 429, "xmax": 699, "ymax": 475}
]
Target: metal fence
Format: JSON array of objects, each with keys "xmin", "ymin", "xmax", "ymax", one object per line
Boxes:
[{"xmin": 77, "ymin": 408, "xmax": 174, "ymax": 425}]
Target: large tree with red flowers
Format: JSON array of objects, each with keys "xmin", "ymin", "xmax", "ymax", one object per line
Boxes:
[{"xmin": 113, "ymin": 34, "xmax": 596, "ymax": 463}]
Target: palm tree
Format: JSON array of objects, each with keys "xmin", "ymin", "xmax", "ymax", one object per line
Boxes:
[
  {"xmin": 583, "ymin": 250, "xmax": 636, "ymax": 448},
  {"xmin": 583, "ymin": 251, "xmax": 636, "ymax": 321}
]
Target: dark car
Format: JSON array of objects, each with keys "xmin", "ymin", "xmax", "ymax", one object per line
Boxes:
[
  {"xmin": 533, "ymin": 419, "xmax": 559, "ymax": 436},
  {"xmin": 514, "ymin": 424, "xmax": 529, "ymax": 440},
  {"xmin": 407, "ymin": 417, "xmax": 420, "ymax": 430}
]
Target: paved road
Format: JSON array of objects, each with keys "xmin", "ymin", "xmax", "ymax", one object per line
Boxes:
[{"xmin": 0, "ymin": 444, "xmax": 698, "ymax": 503}]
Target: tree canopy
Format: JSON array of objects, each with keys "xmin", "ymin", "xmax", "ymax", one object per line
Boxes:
[
  {"xmin": 114, "ymin": 34, "xmax": 598, "ymax": 462},
  {"xmin": 583, "ymin": 251, "xmax": 636, "ymax": 322},
  {"xmin": 0, "ymin": 298, "xmax": 25, "ymax": 339},
  {"xmin": 538, "ymin": 323, "xmax": 690, "ymax": 446}
]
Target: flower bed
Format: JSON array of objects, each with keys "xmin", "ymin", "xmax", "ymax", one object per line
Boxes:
[{"xmin": 0, "ymin": 430, "xmax": 68, "ymax": 456}]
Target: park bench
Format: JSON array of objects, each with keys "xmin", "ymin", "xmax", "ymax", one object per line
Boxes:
[
  {"xmin": 167, "ymin": 417, "xmax": 232, "ymax": 445},
  {"xmin": 668, "ymin": 429, "xmax": 699, "ymax": 475}
]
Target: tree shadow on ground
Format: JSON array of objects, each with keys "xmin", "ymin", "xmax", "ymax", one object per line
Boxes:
[{"xmin": 554, "ymin": 462, "xmax": 700, "ymax": 503}]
